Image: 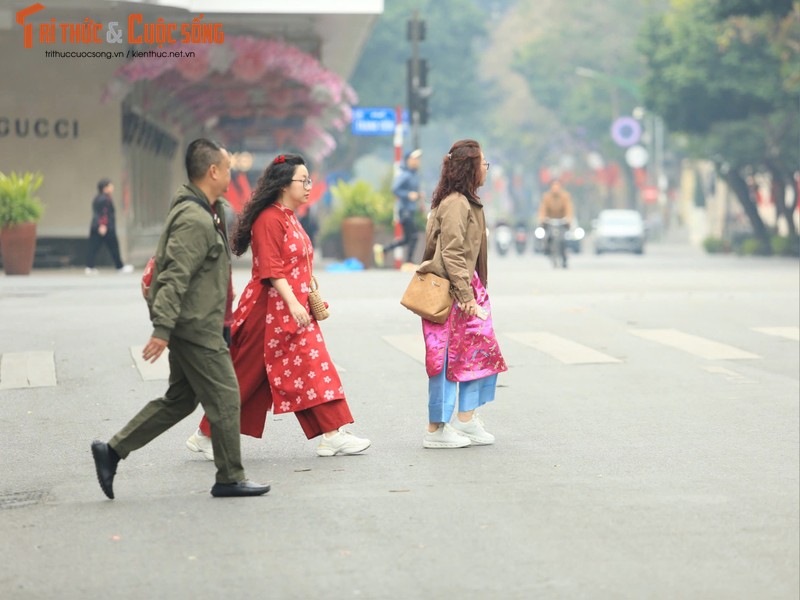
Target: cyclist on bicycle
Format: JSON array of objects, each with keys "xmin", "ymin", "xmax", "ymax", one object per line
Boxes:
[{"xmin": 538, "ymin": 179, "xmax": 574, "ymax": 266}]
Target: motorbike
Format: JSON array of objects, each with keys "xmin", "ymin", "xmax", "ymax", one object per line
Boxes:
[
  {"xmin": 493, "ymin": 222, "xmax": 513, "ymax": 256},
  {"xmin": 514, "ymin": 223, "xmax": 528, "ymax": 255},
  {"xmin": 535, "ymin": 217, "xmax": 569, "ymax": 268}
]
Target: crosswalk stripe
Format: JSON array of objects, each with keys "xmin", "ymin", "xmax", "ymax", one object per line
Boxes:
[
  {"xmin": 505, "ymin": 332, "xmax": 621, "ymax": 365},
  {"xmin": 382, "ymin": 334, "xmax": 425, "ymax": 364},
  {"xmin": 130, "ymin": 346, "xmax": 170, "ymax": 381},
  {"xmin": 629, "ymin": 329, "xmax": 759, "ymax": 360},
  {"xmin": 0, "ymin": 351, "xmax": 57, "ymax": 389},
  {"xmin": 752, "ymin": 327, "xmax": 800, "ymax": 342}
]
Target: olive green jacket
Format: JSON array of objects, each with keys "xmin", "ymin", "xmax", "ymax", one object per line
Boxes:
[
  {"xmin": 147, "ymin": 184, "xmax": 231, "ymax": 350},
  {"xmin": 417, "ymin": 192, "xmax": 488, "ymax": 304}
]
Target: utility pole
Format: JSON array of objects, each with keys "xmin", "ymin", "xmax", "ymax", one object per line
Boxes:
[{"xmin": 407, "ymin": 11, "xmax": 429, "ymax": 150}]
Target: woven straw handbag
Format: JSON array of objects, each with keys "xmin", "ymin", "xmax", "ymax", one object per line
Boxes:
[
  {"xmin": 307, "ymin": 275, "xmax": 329, "ymax": 321},
  {"xmin": 276, "ymin": 203, "xmax": 330, "ymax": 322}
]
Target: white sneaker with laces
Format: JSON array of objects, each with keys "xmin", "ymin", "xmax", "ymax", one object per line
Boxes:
[
  {"xmin": 118, "ymin": 264, "xmax": 134, "ymax": 274},
  {"xmin": 85, "ymin": 267, "xmax": 99, "ymax": 276},
  {"xmin": 186, "ymin": 429, "xmax": 214, "ymax": 460},
  {"xmin": 317, "ymin": 428, "xmax": 371, "ymax": 456},
  {"xmin": 423, "ymin": 423, "xmax": 471, "ymax": 449},
  {"xmin": 451, "ymin": 414, "xmax": 495, "ymax": 445}
]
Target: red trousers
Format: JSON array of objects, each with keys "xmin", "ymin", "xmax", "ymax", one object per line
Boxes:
[{"xmin": 199, "ymin": 286, "xmax": 353, "ymax": 440}]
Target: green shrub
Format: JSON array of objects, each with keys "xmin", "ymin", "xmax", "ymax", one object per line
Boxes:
[
  {"xmin": 702, "ymin": 236, "xmax": 728, "ymax": 253},
  {"xmin": 320, "ymin": 179, "xmax": 394, "ymax": 242},
  {"xmin": 771, "ymin": 235, "xmax": 800, "ymax": 257},
  {"xmin": 738, "ymin": 238, "xmax": 769, "ymax": 256},
  {"xmin": 0, "ymin": 171, "xmax": 44, "ymax": 226}
]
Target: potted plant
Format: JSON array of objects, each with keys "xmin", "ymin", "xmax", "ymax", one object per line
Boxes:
[
  {"xmin": 329, "ymin": 179, "xmax": 392, "ymax": 268},
  {"xmin": 0, "ymin": 171, "xmax": 44, "ymax": 275}
]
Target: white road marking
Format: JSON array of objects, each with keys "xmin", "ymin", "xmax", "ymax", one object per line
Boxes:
[
  {"xmin": 382, "ymin": 334, "xmax": 425, "ymax": 364},
  {"xmin": 505, "ymin": 332, "xmax": 621, "ymax": 365},
  {"xmin": 0, "ymin": 351, "xmax": 57, "ymax": 389},
  {"xmin": 131, "ymin": 346, "xmax": 170, "ymax": 380},
  {"xmin": 702, "ymin": 365, "xmax": 756, "ymax": 384},
  {"xmin": 752, "ymin": 327, "xmax": 800, "ymax": 342},
  {"xmin": 629, "ymin": 329, "xmax": 759, "ymax": 360}
]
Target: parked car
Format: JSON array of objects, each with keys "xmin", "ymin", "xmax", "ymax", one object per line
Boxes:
[{"xmin": 593, "ymin": 209, "xmax": 645, "ymax": 254}]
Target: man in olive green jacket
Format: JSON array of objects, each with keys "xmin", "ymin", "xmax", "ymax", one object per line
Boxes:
[{"xmin": 91, "ymin": 139, "xmax": 269, "ymax": 499}]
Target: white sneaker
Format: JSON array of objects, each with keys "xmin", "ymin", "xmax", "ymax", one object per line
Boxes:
[
  {"xmin": 451, "ymin": 414, "xmax": 495, "ymax": 445},
  {"xmin": 186, "ymin": 429, "xmax": 214, "ymax": 460},
  {"xmin": 118, "ymin": 264, "xmax": 134, "ymax": 274},
  {"xmin": 372, "ymin": 243, "xmax": 384, "ymax": 268},
  {"xmin": 84, "ymin": 267, "xmax": 99, "ymax": 276},
  {"xmin": 423, "ymin": 423, "xmax": 471, "ymax": 449},
  {"xmin": 316, "ymin": 428, "xmax": 371, "ymax": 456}
]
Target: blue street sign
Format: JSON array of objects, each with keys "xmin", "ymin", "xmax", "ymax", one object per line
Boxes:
[{"xmin": 351, "ymin": 107, "xmax": 408, "ymax": 136}]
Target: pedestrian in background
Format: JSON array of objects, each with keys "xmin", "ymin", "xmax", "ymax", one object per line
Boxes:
[
  {"xmin": 91, "ymin": 139, "xmax": 270, "ymax": 499},
  {"xmin": 185, "ymin": 153, "xmax": 371, "ymax": 459},
  {"xmin": 85, "ymin": 178, "xmax": 133, "ymax": 275},
  {"xmin": 416, "ymin": 139, "xmax": 507, "ymax": 449},
  {"xmin": 374, "ymin": 148, "xmax": 422, "ymax": 267}
]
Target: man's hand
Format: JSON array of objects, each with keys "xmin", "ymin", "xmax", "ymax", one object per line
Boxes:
[
  {"xmin": 98, "ymin": 224, "xmax": 108, "ymax": 236},
  {"xmin": 142, "ymin": 337, "xmax": 168, "ymax": 363}
]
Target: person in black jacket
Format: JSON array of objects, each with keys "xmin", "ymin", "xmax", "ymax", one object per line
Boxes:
[{"xmin": 85, "ymin": 178, "xmax": 133, "ymax": 274}]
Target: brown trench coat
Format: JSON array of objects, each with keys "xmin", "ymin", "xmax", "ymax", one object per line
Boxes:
[{"xmin": 416, "ymin": 192, "xmax": 488, "ymax": 304}]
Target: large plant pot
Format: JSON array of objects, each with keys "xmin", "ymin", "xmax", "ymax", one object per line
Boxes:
[
  {"xmin": 341, "ymin": 216, "xmax": 375, "ymax": 268},
  {"xmin": 1, "ymin": 222, "xmax": 37, "ymax": 275}
]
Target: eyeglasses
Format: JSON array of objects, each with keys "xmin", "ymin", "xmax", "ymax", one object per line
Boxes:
[
  {"xmin": 482, "ymin": 161, "xmax": 491, "ymax": 170},
  {"xmin": 291, "ymin": 178, "xmax": 313, "ymax": 190}
]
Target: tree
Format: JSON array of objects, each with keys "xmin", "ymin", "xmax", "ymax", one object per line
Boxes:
[
  {"xmin": 349, "ymin": 0, "xmax": 490, "ymax": 130},
  {"xmin": 640, "ymin": 0, "xmax": 800, "ymax": 251},
  {"xmin": 508, "ymin": 1, "xmax": 667, "ymax": 212}
]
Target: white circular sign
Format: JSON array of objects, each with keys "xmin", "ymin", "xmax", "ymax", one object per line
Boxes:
[
  {"xmin": 586, "ymin": 151, "xmax": 605, "ymax": 170},
  {"xmin": 559, "ymin": 154, "xmax": 576, "ymax": 170},
  {"xmin": 625, "ymin": 145, "xmax": 649, "ymax": 169}
]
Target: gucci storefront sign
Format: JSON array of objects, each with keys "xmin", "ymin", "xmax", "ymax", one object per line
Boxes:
[{"xmin": 0, "ymin": 117, "xmax": 79, "ymax": 139}]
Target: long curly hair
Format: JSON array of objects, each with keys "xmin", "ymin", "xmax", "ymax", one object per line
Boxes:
[
  {"xmin": 231, "ymin": 154, "xmax": 306, "ymax": 256},
  {"xmin": 430, "ymin": 139, "xmax": 483, "ymax": 209}
]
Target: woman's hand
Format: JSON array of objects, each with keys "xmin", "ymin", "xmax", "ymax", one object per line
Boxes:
[
  {"xmin": 98, "ymin": 224, "xmax": 108, "ymax": 236},
  {"xmin": 269, "ymin": 278, "xmax": 311, "ymax": 327},
  {"xmin": 457, "ymin": 298, "xmax": 479, "ymax": 316},
  {"xmin": 289, "ymin": 299, "xmax": 311, "ymax": 328}
]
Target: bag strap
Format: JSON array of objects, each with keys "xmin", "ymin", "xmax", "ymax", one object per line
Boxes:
[
  {"xmin": 180, "ymin": 196, "xmax": 228, "ymax": 245},
  {"xmin": 272, "ymin": 203, "xmax": 314, "ymax": 283},
  {"xmin": 152, "ymin": 196, "xmax": 228, "ymax": 274}
]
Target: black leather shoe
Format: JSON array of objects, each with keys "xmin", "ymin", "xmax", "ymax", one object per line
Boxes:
[
  {"xmin": 210, "ymin": 480, "xmax": 271, "ymax": 497},
  {"xmin": 91, "ymin": 440, "xmax": 119, "ymax": 500}
]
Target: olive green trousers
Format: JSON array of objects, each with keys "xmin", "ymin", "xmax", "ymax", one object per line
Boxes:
[{"xmin": 110, "ymin": 336, "xmax": 245, "ymax": 484}]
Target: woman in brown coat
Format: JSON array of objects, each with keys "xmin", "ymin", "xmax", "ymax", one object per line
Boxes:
[{"xmin": 416, "ymin": 139, "xmax": 507, "ymax": 448}]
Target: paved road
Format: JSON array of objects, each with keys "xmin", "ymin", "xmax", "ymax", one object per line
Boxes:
[{"xmin": 1, "ymin": 239, "xmax": 798, "ymax": 599}]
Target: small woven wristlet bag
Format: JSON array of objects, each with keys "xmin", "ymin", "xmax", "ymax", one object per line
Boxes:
[
  {"xmin": 280, "ymin": 204, "xmax": 329, "ymax": 321},
  {"xmin": 307, "ymin": 273, "xmax": 329, "ymax": 321}
]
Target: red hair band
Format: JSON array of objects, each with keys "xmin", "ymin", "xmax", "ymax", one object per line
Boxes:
[{"xmin": 273, "ymin": 155, "xmax": 286, "ymax": 164}]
